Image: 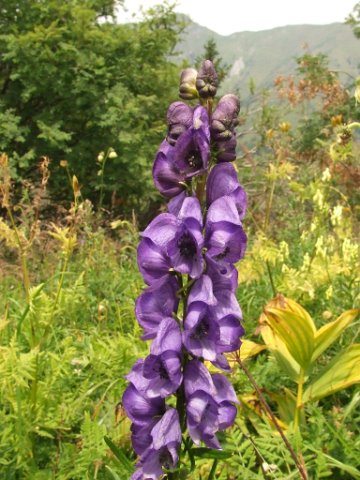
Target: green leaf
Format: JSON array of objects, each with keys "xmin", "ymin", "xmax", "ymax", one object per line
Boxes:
[
  {"xmin": 104, "ymin": 436, "xmax": 133, "ymax": 474},
  {"xmin": 312, "ymin": 309, "xmax": 359, "ymax": 362},
  {"xmin": 303, "ymin": 344, "xmax": 360, "ymax": 402},
  {"xmin": 261, "ymin": 325, "xmax": 301, "ymax": 382},
  {"xmin": 265, "ymin": 307, "xmax": 315, "ymax": 370},
  {"xmin": 190, "ymin": 447, "xmax": 233, "ymax": 460}
]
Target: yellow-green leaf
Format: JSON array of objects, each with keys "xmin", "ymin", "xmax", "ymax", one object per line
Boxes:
[
  {"xmin": 303, "ymin": 344, "xmax": 360, "ymax": 402},
  {"xmin": 261, "ymin": 325, "xmax": 301, "ymax": 382},
  {"xmin": 264, "ymin": 307, "xmax": 315, "ymax": 370},
  {"xmin": 312, "ymin": 309, "xmax": 359, "ymax": 362},
  {"xmin": 239, "ymin": 339, "xmax": 267, "ymax": 360}
]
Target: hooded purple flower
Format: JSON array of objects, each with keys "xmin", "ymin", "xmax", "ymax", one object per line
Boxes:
[
  {"xmin": 135, "ymin": 275, "xmax": 180, "ymax": 339},
  {"xmin": 152, "ymin": 140, "xmax": 187, "ymax": 198},
  {"xmin": 205, "ymin": 196, "xmax": 247, "ymax": 264},
  {"xmin": 122, "ymin": 383, "xmax": 165, "ymax": 427},
  {"xmin": 207, "ymin": 163, "xmax": 247, "ymax": 219},
  {"xmin": 183, "ymin": 300, "xmax": 243, "ymax": 369},
  {"xmin": 173, "ymin": 106, "xmax": 210, "ymax": 179},
  {"xmin": 132, "ymin": 408, "xmax": 181, "ymax": 480},
  {"xmin": 179, "ymin": 67, "xmax": 198, "ymax": 100},
  {"xmin": 166, "ymin": 102, "xmax": 193, "ymax": 146},
  {"xmin": 138, "ymin": 197, "xmax": 204, "ymax": 282},
  {"xmin": 127, "ymin": 318, "xmax": 183, "ymax": 398},
  {"xmin": 184, "ymin": 361, "xmax": 238, "ymax": 448}
]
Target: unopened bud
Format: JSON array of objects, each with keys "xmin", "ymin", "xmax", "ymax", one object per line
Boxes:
[
  {"xmin": 108, "ymin": 149, "xmax": 118, "ymax": 159},
  {"xmin": 179, "ymin": 68, "xmax": 198, "ymax": 100},
  {"xmin": 60, "ymin": 160, "xmax": 68, "ymax": 168},
  {"xmin": 166, "ymin": 101, "xmax": 193, "ymax": 146},
  {"xmin": 196, "ymin": 60, "xmax": 218, "ymax": 99},
  {"xmin": 97, "ymin": 152, "xmax": 105, "ymax": 163},
  {"xmin": 72, "ymin": 175, "xmax": 81, "ymax": 198}
]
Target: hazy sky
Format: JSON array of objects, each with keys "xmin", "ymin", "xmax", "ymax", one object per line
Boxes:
[{"xmin": 119, "ymin": 0, "xmax": 357, "ymax": 35}]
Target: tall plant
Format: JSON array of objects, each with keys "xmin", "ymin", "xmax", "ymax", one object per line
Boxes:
[{"xmin": 122, "ymin": 61, "xmax": 248, "ymax": 479}]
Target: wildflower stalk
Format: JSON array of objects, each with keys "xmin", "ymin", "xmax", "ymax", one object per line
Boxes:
[
  {"xmin": 294, "ymin": 368, "xmax": 305, "ymax": 432},
  {"xmin": 208, "ymin": 459, "xmax": 218, "ymax": 479},
  {"xmin": 6, "ymin": 207, "xmax": 31, "ymax": 304},
  {"xmin": 235, "ymin": 353, "xmax": 308, "ymax": 480}
]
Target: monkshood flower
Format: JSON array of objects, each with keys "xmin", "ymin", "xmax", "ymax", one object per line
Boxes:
[
  {"xmin": 173, "ymin": 105, "xmax": 210, "ymax": 179},
  {"xmin": 132, "ymin": 409, "xmax": 182, "ymax": 480},
  {"xmin": 184, "ymin": 360, "xmax": 238, "ymax": 448},
  {"xmin": 137, "ymin": 196, "xmax": 204, "ymax": 282},
  {"xmin": 127, "ymin": 318, "xmax": 182, "ymax": 398},
  {"xmin": 205, "ymin": 195, "xmax": 247, "ymax": 264},
  {"xmin": 207, "ymin": 163, "xmax": 247, "ymax": 219},
  {"xmin": 196, "ymin": 60, "xmax": 218, "ymax": 99},
  {"xmin": 183, "ymin": 300, "xmax": 244, "ymax": 370},
  {"xmin": 166, "ymin": 102, "xmax": 193, "ymax": 147},
  {"xmin": 124, "ymin": 59, "xmax": 248, "ymax": 479},
  {"xmin": 152, "ymin": 140, "xmax": 186, "ymax": 198},
  {"xmin": 135, "ymin": 274, "xmax": 179, "ymax": 339}
]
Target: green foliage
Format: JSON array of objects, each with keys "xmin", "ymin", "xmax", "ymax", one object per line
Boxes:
[{"xmin": 0, "ymin": 0, "xmax": 182, "ymax": 215}]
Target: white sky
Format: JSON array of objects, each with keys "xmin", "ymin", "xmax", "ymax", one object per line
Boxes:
[{"xmin": 119, "ymin": 0, "xmax": 357, "ymax": 35}]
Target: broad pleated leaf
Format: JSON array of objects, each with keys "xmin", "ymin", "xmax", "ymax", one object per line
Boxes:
[
  {"xmin": 312, "ymin": 309, "xmax": 359, "ymax": 362},
  {"xmin": 303, "ymin": 344, "xmax": 360, "ymax": 402}
]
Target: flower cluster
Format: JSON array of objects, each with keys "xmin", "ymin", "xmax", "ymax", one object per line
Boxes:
[{"xmin": 122, "ymin": 60, "xmax": 247, "ymax": 479}]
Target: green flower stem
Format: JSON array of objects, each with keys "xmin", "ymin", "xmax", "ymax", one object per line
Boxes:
[
  {"xmin": 294, "ymin": 368, "xmax": 305, "ymax": 432},
  {"xmin": 208, "ymin": 459, "xmax": 218, "ymax": 479}
]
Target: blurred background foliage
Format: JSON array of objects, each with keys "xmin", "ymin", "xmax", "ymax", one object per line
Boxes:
[{"xmin": 1, "ymin": 0, "xmax": 360, "ymax": 479}]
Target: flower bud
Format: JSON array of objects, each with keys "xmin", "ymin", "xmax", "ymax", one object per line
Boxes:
[
  {"xmin": 196, "ymin": 60, "xmax": 218, "ymax": 99},
  {"xmin": 211, "ymin": 94, "xmax": 240, "ymax": 141},
  {"xmin": 108, "ymin": 149, "xmax": 118, "ymax": 159},
  {"xmin": 179, "ymin": 68, "xmax": 198, "ymax": 100},
  {"xmin": 60, "ymin": 159, "xmax": 68, "ymax": 168},
  {"xmin": 97, "ymin": 152, "xmax": 105, "ymax": 163}
]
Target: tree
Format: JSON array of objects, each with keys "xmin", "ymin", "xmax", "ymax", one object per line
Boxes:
[
  {"xmin": 0, "ymin": 0, "xmax": 182, "ymax": 215},
  {"xmin": 346, "ymin": 2, "xmax": 360, "ymax": 38},
  {"xmin": 195, "ymin": 38, "xmax": 230, "ymax": 87}
]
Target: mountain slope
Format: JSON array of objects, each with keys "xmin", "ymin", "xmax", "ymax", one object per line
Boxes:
[{"xmin": 177, "ymin": 19, "xmax": 360, "ymax": 97}]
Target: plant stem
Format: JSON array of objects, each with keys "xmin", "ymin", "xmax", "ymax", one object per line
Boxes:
[
  {"xmin": 235, "ymin": 354, "xmax": 308, "ymax": 480},
  {"xmin": 294, "ymin": 369, "xmax": 305, "ymax": 432},
  {"xmin": 266, "ymin": 260, "xmax": 277, "ymax": 296},
  {"xmin": 208, "ymin": 459, "xmax": 218, "ymax": 479},
  {"xmin": 7, "ymin": 207, "xmax": 31, "ymax": 304},
  {"xmin": 99, "ymin": 152, "xmax": 109, "ymax": 210}
]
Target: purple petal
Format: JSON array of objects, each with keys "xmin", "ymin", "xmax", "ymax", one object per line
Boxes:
[
  {"xmin": 151, "ymin": 408, "xmax": 181, "ymax": 451},
  {"xmin": 212, "ymin": 373, "xmax": 239, "ymax": 404},
  {"xmin": 206, "ymin": 196, "xmax": 240, "ymax": 226},
  {"xmin": 184, "ymin": 360, "xmax": 216, "ymax": 398},
  {"xmin": 218, "ymin": 402, "xmax": 237, "ymax": 430},
  {"xmin": 135, "ymin": 275, "xmax": 179, "ymax": 339},
  {"xmin": 206, "ymin": 163, "xmax": 247, "ymax": 219},
  {"xmin": 151, "ymin": 317, "xmax": 182, "ymax": 354},
  {"xmin": 137, "ymin": 238, "xmax": 171, "ymax": 285},
  {"xmin": 153, "ymin": 150, "xmax": 186, "ymax": 197},
  {"xmin": 188, "ymin": 275, "xmax": 217, "ymax": 306},
  {"xmin": 142, "ymin": 213, "xmax": 177, "ymax": 249},
  {"xmin": 122, "ymin": 384, "xmax": 165, "ymax": 426},
  {"xmin": 206, "ymin": 221, "xmax": 247, "ymax": 263},
  {"xmin": 177, "ymin": 196, "xmax": 203, "ymax": 226},
  {"xmin": 168, "ymin": 191, "xmax": 187, "ymax": 216}
]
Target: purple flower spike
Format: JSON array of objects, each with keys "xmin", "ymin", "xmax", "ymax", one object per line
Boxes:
[
  {"xmin": 207, "ymin": 163, "xmax": 247, "ymax": 219},
  {"xmin": 153, "ymin": 140, "xmax": 186, "ymax": 198},
  {"xmin": 205, "ymin": 196, "xmax": 247, "ymax": 264},
  {"xmin": 166, "ymin": 102, "xmax": 193, "ymax": 146},
  {"xmin": 174, "ymin": 106, "xmax": 210, "ymax": 179}
]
